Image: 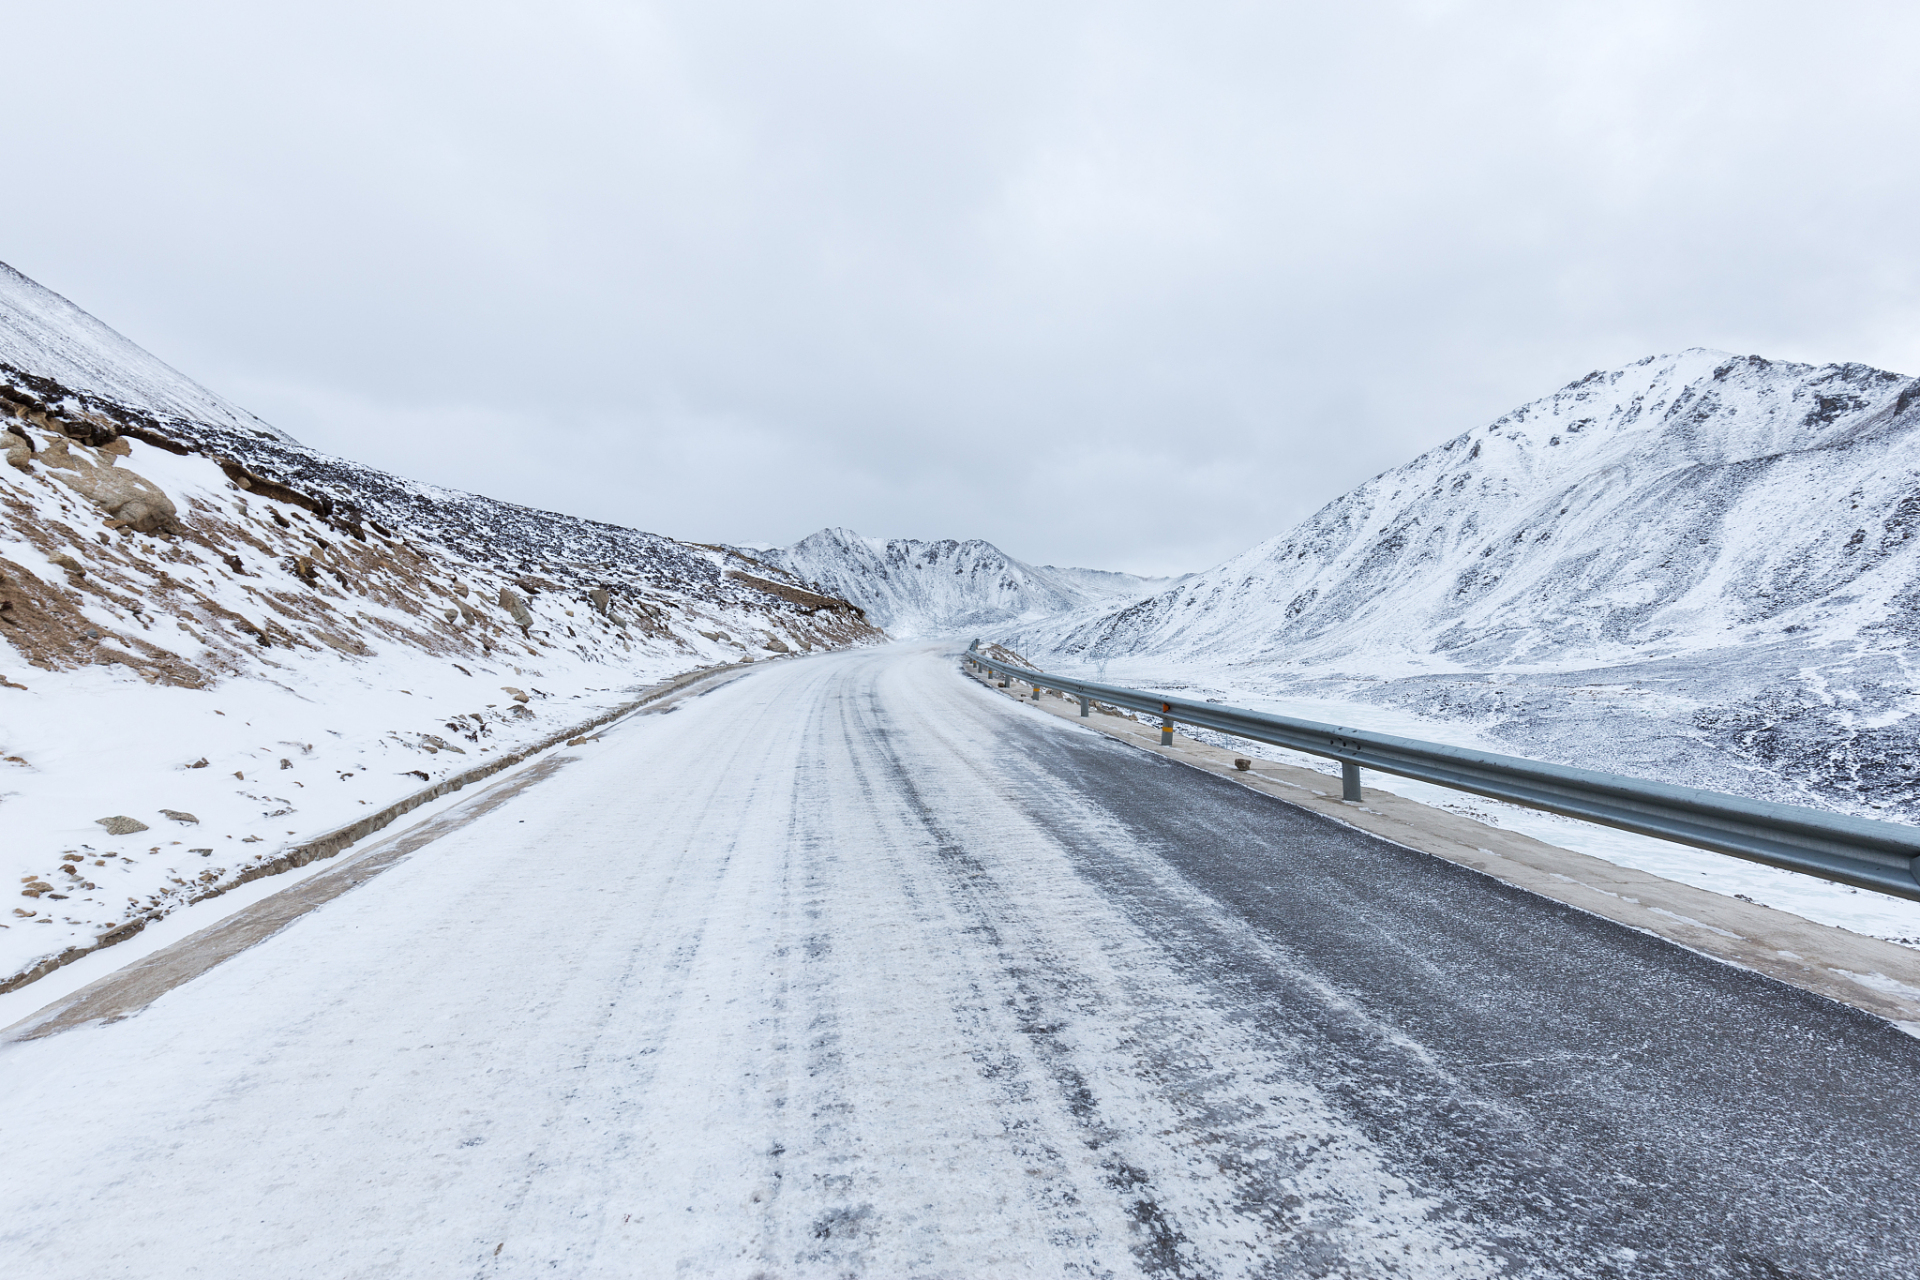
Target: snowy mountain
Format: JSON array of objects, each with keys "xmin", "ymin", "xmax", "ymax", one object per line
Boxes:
[
  {"xmin": 0, "ymin": 260, "xmax": 878, "ymax": 993},
  {"xmin": 1002, "ymin": 350, "xmax": 1920, "ymax": 816},
  {"xmin": 0, "ymin": 262, "xmax": 290, "ymax": 445},
  {"xmin": 756, "ymin": 527, "xmax": 1179, "ymax": 638}
]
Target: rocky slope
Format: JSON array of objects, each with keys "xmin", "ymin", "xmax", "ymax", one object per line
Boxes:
[
  {"xmin": 0, "ymin": 261, "xmax": 880, "ymax": 992},
  {"xmin": 1002, "ymin": 349, "xmax": 1920, "ymax": 818},
  {"xmin": 757, "ymin": 526, "xmax": 1179, "ymax": 638}
]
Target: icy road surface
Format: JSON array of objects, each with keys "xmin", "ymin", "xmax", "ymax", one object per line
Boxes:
[{"xmin": 4, "ymin": 644, "xmax": 1919, "ymax": 1278}]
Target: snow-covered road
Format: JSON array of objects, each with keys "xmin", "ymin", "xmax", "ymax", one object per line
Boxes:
[{"xmin": 4, "ymin": 644, "xmax": 1919, "ymax": 1278}]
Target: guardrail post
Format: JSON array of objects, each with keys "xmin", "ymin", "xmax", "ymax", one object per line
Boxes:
[
  {"xmin": 1079, "ymin": 695, "xmax": 1090, "ymax": 717},
  {"xmin": 1342, "ymin": 761, "xmax": 1361, "ymax": 802},
  {"xmin": 1160, "ymin": 703, "xmax": 1174, "ymax": 746},
  {"xmin": 1031, "ymin": 681, "xmax": 1041, "ymax": 701}
]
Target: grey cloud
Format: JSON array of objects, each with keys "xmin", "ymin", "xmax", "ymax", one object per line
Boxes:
[{"xmin": 4, "ymin": 0, "xmax": 1916, "ymax": 575}]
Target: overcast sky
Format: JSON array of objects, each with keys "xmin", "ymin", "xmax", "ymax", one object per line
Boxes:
[{"xmin": 6, "ymin": 1, "xmax": 1917, "ymax": 575}]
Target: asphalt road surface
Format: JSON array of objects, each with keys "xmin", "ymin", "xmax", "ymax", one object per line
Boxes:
[{"xmin": 4, "ymin": 644, "xmax": 1918, "ymax": 1278}]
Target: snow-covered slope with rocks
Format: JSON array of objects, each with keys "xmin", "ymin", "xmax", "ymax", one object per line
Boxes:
[
  {"xmin": 758, "ymin": 526, "xmax": 1178, "ymax": 638},
  {"xmin": 0, "ymin": 260, "xmax": 880, "ymax": 993},
  {"xmin": 0, "ymin": 263, "xmax": 289, "ymax": 445},
  {"xmin": 1003, "ymin": 350, "xmax": 1920, "ymax": 820}
]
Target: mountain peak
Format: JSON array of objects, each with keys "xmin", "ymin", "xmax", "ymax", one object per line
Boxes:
[{"xmin": 0, "ymin": 260, "xmax": 292, "ymax": 446}]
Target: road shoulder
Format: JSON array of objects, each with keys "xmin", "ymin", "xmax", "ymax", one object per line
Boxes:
[
  {"xmin": 973, "ymin": 665, "xmax": 1920, "ymax": 1031},
  {"xmin": 0, "ymin": 664, "xmax": 755, "ymax": 1044}
]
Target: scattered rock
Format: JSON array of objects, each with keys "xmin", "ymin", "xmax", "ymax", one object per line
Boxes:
[
  {"xmin": 96, "ymin": 815, "xmax": 150, "ymax": 835},
  {"xmin": 452, "ymin": 579, "xmax": 470, "ymax": 598},
  {"xmin": 501, "ymin": 686, "xmax": 530, "ymax": 703},
  {"xmin": 20, "ymin": 881, "xmax": 51, "ymax": 897},
  {"xmin": 588, "ymin": 587, "xmax": 610, "ymax": 614},
  {"xmin": 241, "ymin": 835, "xmax": 262, "ymax": 843},
  {"xmin": 452, "ymin": 664, "xmax": 473, "ymax": 677},
  {"xmin": 567, "ymin": 736, "xmax": 596, "ymax": 746},
  {"xmin": 1234, "ymin": 758, "xmax": 1252, "ymax": 771},
  {"xmin": 187, "ymin": 757, "xmax": 209, "ymax": 769},
  {"xmin": 234, "ymin": 771, "xmax": 244, "ymax": 780},
  {"xmin": 404, "ymin": 770, "xmax": 429, "ymax": 781},
  {"xmin": 763, "ymin": 636, "xmax": 790, "ymax": 653},
  {"xmin": 160, "ymin": 809, "xmax": 200, "ymax": 824},
  {"xmin": 280, "ymin": 758, "xmax": 293, "ymax": 769},
  {"xmin": 216, "ymin": 458, "xmax": 332, "ymax": 517},
  {"xmin": 498, "ymin": 588, "xmax": 534, "ymax": 628},
  {"xmin": 2, "ymin": 428, "xmax": 31, "ymax": 472},
  {"xmin": 49, "ymin": 553, "xmax": 86, "ymax": 578},
  {"xmin": 188, "ymin": 847, "xmax": 213, "ymax": 855}
]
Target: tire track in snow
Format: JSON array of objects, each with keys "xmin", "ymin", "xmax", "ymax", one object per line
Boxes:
[{"xmin": 11, "ymin": 645, "xmax": 1911, "ymax": 1276}]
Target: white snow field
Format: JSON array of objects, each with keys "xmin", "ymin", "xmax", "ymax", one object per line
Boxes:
[{"xmin": 6, "ymin": 644, "xmax": 1920, "ymax": 1279}]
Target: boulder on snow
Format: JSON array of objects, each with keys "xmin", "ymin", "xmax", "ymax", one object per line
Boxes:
[
  {"xmin": 96, "ymin": 815, "xmax": 150, "ymax": 835},
  {"xmin": 498, "ymin": 588, "xmax": 534, "ymax": 628},
  {"xmin": 38, "ymin": 437, "xmax": 181, "ymax": 534},
  {"xmin": 763, "ymin": 636, "xmax": 790, "ymax": 653},
  {"xmin": 160, "ymin": 808, "xmax": 199, "ymax": 824},
  {"xmin": 3, "ymin": 427, "xmax": 31, "ymax": 472},
  {"xmin": 500, "ymin": 686, "xmax": 530, "ymax": 703}
]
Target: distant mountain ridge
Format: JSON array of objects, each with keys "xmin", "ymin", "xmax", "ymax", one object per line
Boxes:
[
  {"xmin": 1018, "ymin": 349, "xmax": 1918, "ymax": 666},
  {"xmin": 756, "ymin": 527, "xmax": 1182, "ymax": 638},
  {"xmin": 1002, "ymin": 349, "xmax": 1920, "ymax": 816}
]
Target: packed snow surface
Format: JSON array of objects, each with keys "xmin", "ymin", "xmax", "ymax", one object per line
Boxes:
[
  {"xmin": 5, "ymin": 646, "xmax": 1916, "ymax": 1277},
  {"xmin": 757, "ymin": 526, "xmax": 1180, "ymax": 637},
  {"xmin": 1004, "ymin": 350, "xmax": 1920, "ymax": 826}
]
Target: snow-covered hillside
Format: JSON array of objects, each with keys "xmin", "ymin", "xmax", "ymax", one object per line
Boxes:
[
  {"xmin": 0, "ymin": 261, "xmax": 879, "ymax": 993},
  {"xmin": 1003, "ymin": 350, "xmax": 1920, "ymax": 818},
  {"xmin": 0, "ymin": 263, "xmax": 289, "ymax": 445},
  {"xmin": 758, "ymin": 527, "xmax": 1178, "ymax": 637}
]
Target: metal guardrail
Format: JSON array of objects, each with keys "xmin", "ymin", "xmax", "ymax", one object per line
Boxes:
[{"xmin": 965, "ymin": 641, "xmax": 1920, "ymax": 902}]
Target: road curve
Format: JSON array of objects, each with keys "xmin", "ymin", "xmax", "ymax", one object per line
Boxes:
[{"xmin": 2, "ymin": 643, "xmax": 1917, "ymax": 1278}]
